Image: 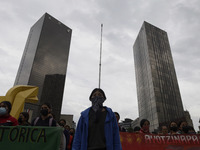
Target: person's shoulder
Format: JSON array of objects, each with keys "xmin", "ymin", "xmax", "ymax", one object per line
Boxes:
[
  {"xmin": 104, "ymin": 106, "xmax": 116, "ymax": 121},
  {"xmin": 80, "ymin": 107, "xmax": 91, "ymax": 116},
  {"xmin": 50, "ymin": 117, "xmax": 57, "ymax": 123},
  {"xmin": 31, "ymin": 117, "xmax": 36, "ymax": 123},
  {"xmin": 51, "ymin": 118, "xmax": 57, "ymax": 126},
  {"xmin": 104, "ymin": 106, "xmax": 113, "ymax": 114},
  {"xmin": 31, "ymin": 116, "xmax": 40, "ymax": 126},
  {"xmin": 8, "ymin": 115, "xmax": 18, "ymax": 126},
  {"xmin": 8, "ymin": 115, "xmax": 18, "ymax": 121}
]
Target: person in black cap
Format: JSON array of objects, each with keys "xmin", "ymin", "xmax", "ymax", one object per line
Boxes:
[
  {"xmin": 72, "ymin": 88, "xmax": 122, "ymax": 150},
  {"xmin": 0, "ymin": 101, "xmax": 18, "ymax": 126}
]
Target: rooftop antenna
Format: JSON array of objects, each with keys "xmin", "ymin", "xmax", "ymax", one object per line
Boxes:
[{"xmin": 98, "ymin": 24, "xmax": 103, "ymax": 88}]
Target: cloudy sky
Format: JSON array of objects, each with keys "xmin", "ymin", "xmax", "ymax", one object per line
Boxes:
[{"xmin": 0, "ymin": 0, "xmax": 200, "ymax": 131}]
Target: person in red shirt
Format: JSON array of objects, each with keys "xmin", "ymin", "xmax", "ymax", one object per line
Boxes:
[
  {"xmin": 139, "ymin": 119, "xmax": 150, "ymax": 134},
  {"xmin": 68, "ymin": 128, "xmax": 75, "ymax": 150},
  {"xmin": 0, "ymin": 101, "xmax": 18, "ymax": 126}
]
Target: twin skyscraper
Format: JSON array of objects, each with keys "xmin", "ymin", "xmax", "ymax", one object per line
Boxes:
[
  {"xmin": 14, "ymin": 13, "xmax": 187, "ymax": 131},
  {"xmin": 14, "ymin": 13, "xmax": 72, "ymax": 120},
  {"xmin": 133, "ymin": 21, "xmax": 185, "ymax": 131}
]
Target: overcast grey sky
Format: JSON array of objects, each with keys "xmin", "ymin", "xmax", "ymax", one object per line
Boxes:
[{"xmin": 0, "ymin": 0, "xmax": 200, "ymax": 131}]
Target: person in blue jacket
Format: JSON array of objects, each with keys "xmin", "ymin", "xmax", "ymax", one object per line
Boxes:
[{"xmin": 72, "ymin": 88, "xmax": 122, "ymax": 150}]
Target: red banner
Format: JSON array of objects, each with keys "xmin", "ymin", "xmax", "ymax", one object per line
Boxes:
[{"xmin": 120, "ymin": 132, "xmax": 200, "ymax": 150}]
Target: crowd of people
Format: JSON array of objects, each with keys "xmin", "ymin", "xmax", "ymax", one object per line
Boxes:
[
  {"xmin": 126, "ymin": 119, "xmax": 197, "ymax": 135},
  {"xmin": 0, "ymin": 100, "xmax": 75, "ymax": 150},
  {"xmin": 0, "ymin": 88, "xmax": 122, "ymax": 150},
  {"xmin": 0, "ymin": 88, "xmax": 198, "ymax": 150}
]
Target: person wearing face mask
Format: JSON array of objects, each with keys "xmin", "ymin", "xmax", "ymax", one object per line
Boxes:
[
  {"xmin": 58, "ymin": 119, "xmax": 70, "ymax": 150},
  {"xmin": 169, "ymin": 121, "xmax": 179, "ymax": 135},
  {"xmin": 0, "ymin": 101, "xmax": 18, "ymax": 126},
  {"xmin": 139, "ymin": 119, "xmax": 150, "ymax": 134},
  {"xmin": 31, "ymin": 102, "xmax": 57, "ymax": 126},
  {"xmin": 68, "ymin": 128, "xmax": 75, "ymax": 150},
  {"xmin": 178, "ymin": 120, "xmax": 189, "ymax": 134},
  {"xmin": 18, "ymin": 112, "xmax": 30, "ymax": 126},
  {"xmin": 72, "ymin": 88, "xmax": 122, "ymax": 150}
]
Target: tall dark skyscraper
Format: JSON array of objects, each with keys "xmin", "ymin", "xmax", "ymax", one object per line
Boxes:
[
  {"xmin": 14, "ymin": 13, "xmax": 72, "ymax": 120},
  {"xmin": 133, "ymin": 21, "xmax": 185, "ymax": 130}
]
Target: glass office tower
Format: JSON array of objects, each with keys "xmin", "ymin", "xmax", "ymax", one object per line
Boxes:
[
  {"xmin": 14, "ymin": 13, "xmax": 72, "ymax": 120},
  {"xmin": 133, "ymin": 21, "xmax": 185, "ymax": 131}
]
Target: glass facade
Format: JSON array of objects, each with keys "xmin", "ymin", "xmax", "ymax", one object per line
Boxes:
[
  {"xmin": 133, "ymin": 22, "xmax": 185, "ymax": 131},
  {"xmin": 14, "ymin": 13, "xmax": 72, "ymax": 120}
]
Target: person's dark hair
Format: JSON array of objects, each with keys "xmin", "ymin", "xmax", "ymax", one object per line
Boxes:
[
  {"xmin": 89, "ymin": 88, "xmax": 106, "ymax": 100},
  {"xmin": 178, "ymin": 120, "xmax": 187, "ymax": 128},
  {"xmin": 140, "ymin": 119, "xmax": 150, "ymax": 127},
  {"xmin": 161, "ymin": 125, "xmax": 168, "ymax": 131},
  {"xmin": 114, "ymin": 112, "xmax": 120, "ymax": 119},
  {"xmin": 20, "ymin": 112, "xmax": 29, "ymax": 121},
  {"xmin": 1, "ymin": 101, "xmax": 12, "ymax": 113},
  {"xmin": 65, "ymin": 125, "xmax": 70, "ymax": 128},
  {"xmin": 65, "ymin": 125, "xmax": 71, "ymax": 130},
  {"xmin": 133, "ymin": 126, "xmax": 141, "ymax": 132},
  {"xmin": 41, "ymin": 102, "xmax": 52, "ymax": 109},
  {"xmin": 59, "ymin": 119, "xmax": 66, "ymax": 124},
  {"xmin": 169, "ymin": 121, "xmax": 177, "ymax": 128}
]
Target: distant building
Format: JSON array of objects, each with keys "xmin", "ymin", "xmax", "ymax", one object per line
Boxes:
[
  {"xmin": 131, "ymin": 117, "xmax": 140, "ymax": 129},
  {"xmin": 14, "ymin": 13, "xmax": 72, "ymax": 120},
  {"xmin": 40, "ymin": 74, "xmax": 66, "ymax": 120},
  {"xmin": 119, "ymin": 118, "xmax": 133, "ymax": 131},
  {"xmin": 133, "ymin": 21, "xmax": 185, "ymax": 131},
  {"xmin": 60, "ymin": 114, "xmax": 76, "ymax": 128}
]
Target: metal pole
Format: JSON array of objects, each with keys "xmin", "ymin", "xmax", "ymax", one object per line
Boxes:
[{"xmin": 98, "ymin": 24, "xmax": 103, "ymax": 88}]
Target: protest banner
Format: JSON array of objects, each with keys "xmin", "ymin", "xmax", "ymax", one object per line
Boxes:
[
  {"xmin": 0, "ymin": 126, "xmax": 62, "ymax": 150},
  {"xmin": 2, "ymin": 126, "xmax": 200, "ymax": 150},
  {"xmin": 120, "ymin": 132, "xmax": 200, "ymax": 150}
]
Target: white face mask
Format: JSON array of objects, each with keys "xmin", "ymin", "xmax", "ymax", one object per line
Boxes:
[{"xmin": 0, "ymin": 107, "xmax": 7, "ymax": 115}]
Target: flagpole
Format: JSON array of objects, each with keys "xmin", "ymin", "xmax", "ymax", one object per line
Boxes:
[{"xmin": 98, "ymin": 24, "xmax": 103, "ymax": 88}]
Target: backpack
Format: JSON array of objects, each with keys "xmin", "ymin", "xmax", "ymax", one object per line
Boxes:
[{"xmin": 33, "ymin": 117, "xmax": 53, "ymax": 126}]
